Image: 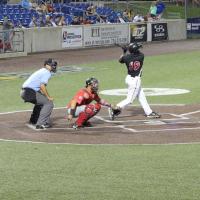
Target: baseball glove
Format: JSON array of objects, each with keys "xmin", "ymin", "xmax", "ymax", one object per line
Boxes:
[
  {"xmin": 108, "ymin": 105, "xmax": 121, "ymax": 120},
  {"xmin": 112, "ymin": 106, "xmax": 121, "ymax": 116}
]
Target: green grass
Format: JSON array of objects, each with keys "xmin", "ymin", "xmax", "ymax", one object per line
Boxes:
[
  {"xmin": 0, "ymin": 51, "xmax": 200, "ymax": 112},
  {"xmin": 0, "ymin": 142, "xmax": 200, "ymax": 200},
  {"xmin": 1, "ymin": 50, "xmax": 200, "ymax": 200}
]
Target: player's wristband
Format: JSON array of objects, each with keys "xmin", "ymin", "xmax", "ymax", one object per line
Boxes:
[{"xmin": 70, "ymin": 109, "xmax": 75, "ymax": 117}]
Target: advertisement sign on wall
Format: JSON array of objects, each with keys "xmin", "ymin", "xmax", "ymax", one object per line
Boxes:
[
  {"xmin": 130, "ymin": 24, "xmax": 147, "ymax": 42},
  {"xmin": 152, "ymin": 23, "xmax": 168, "ymax": 41},
  {"xmin": 62, "ymin": 27, "xmax": 82, "ymax": 48},
  {"xmin": 187, "ymin": 18, "xmax": 200, "ymax": 36},
  {"xmin": 84, "ymin": 25, "xmax": 129, "ymax": 46}
]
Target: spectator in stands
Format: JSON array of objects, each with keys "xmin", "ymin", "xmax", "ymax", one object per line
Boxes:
[
  {"xmin": 156, "ymin": 0, "xmax": 166, "ymax": 19},
  {"xmin": 117, "ymin": 13, "xmax": 126, "ymax": 23},
  {"xmin": 128, "ymin": 9, "xmax": 134, "ymax": 20},
  {"xmin": 46, "ymin": 2, "xmax": 55, "ymax": 13},
  {"xmin": 132, "ymin": 14, "xmax": 145, "ymax": 22},
  {"xmin": 45, "ymin": 15, "xmax": 57, "ymax": 27},
  {"xmin": 78, "ymin": 16, "xmax": 85, "ymax": 25},
  {"xmin": 149, "ymin": 1, "xmax": 157, "ymax": 19},
  {"xmin": 20, "ymin": 0, "xmax": 33, "ymax": 10},
  {"xmin": 2, "ymin": 16, "xmax": 14, "ymax": 52},
  {"xmin": 85, "ymin": 5, "xmax": 97, "ymax": 16},
  {"xmin": 55, "ymin": 15, "xmax": 66, "ymax": 26},
  {"xmin": 71, "ymin": 16, "xmax": 81, "ymax": 25},
  {"xmin": 3, "ymin": 16, "xmax": 14, "ymax": 31},
  {"xmin": 36, "ymin": 3, "xmax": 48, "ymax": 15},
  {"xmin": 122, "ymin": 9, "xmax": 130, "ymax": 21}
]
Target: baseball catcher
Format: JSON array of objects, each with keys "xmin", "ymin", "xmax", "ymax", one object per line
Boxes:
[
  {"xmin": 67, "ymin": 77, "xmax": 115, "ymax": 129},
  {"xmin": 108, "ymin": 42, "xmax": 161, "ymax": 120}
]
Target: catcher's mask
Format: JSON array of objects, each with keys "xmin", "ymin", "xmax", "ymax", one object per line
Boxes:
[
  {"xmin": 128, "ymin": 42, "xmax": 142, "ymax": 53},
  {"xmin": 44, "ymin": 58, "xmax": 58, "ymax": 73},
  {"xmin": 85, "ymin": 77, "xmax": 99, "ymax": 93}
]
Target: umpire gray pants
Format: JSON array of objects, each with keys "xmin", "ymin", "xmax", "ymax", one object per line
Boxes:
[{"xmin": 36, "ymin": 92, "xmax": 54, "ymax": 126}]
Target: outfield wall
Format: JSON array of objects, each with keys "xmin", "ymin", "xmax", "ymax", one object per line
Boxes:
[{"xmin": 23, "ymin": 19, "xmax": 186, "ymax": 53}]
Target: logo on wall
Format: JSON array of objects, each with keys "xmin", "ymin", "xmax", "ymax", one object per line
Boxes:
[
  {"xmin": 130, "ymin": 24, "xmax": 147, "ymax": 42},
  {"xmin": 91, "ymin": 28, "xmax": 100, "ymax": 37},
  {"xmin": 62, "ymin": 27, "xmax": 82, "ymax": 48},
  {"xmin": 63, "ymin": 31, "xmax": 68, "ymax": 41},
  {"xmin": 187, "ymin": 17, "xmax": 200, "ymax": 35},
  {"xmin": 152, "ymin": 23, "xmax": 168, "ymax": 41}
]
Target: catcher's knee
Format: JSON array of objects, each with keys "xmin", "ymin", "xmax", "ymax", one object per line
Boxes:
[
  {"xmin": 85, "ymin": 103, "xmax": 101, "ymax": 117},
  {"xmin": 94, "ymin": 103, "xmax": 101, "ymax": 112}
]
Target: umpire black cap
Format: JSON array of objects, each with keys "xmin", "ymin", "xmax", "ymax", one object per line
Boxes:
[{"xmin": 44, "ymin": 58, "xmax": 58, "ymax": 73}]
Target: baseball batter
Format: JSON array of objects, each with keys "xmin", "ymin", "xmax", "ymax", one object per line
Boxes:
[
  {"xmin": 67, "ymin": 77, "xmax": 114, "ymax": 129},
  {"xmin": 109, "ymin": 42, "xmax": 161, "ymax": 120}
]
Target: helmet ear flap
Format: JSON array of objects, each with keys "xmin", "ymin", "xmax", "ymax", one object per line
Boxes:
[{"xmin": 128, "ymin": 42, "xmax": 142, "ymax": 53}]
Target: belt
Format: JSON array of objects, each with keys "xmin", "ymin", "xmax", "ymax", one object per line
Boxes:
[
  {"xmin": 22, "ymin": 87, "xmax": 37, "ymax": 92},
  {"xmin": 129, "ymin": 74, "xmax": 141, "ymax": 78}
]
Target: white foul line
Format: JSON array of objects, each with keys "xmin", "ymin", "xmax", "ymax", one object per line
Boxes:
[
  {"xmin": 135, "ymin": 126, "xmax": 200, "ymax": 133},
  {"xmin": 180, "ymin": 110, "xmax": 200, "ymax": 116}
]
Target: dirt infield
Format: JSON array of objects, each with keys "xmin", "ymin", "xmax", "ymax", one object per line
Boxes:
[
  {"xmin": 1, "ymin": 105, "xmax": 200, "ymax": 144},
  {"xmin": 1, "ymin": 39, "xmax": 200, "ymax": 144}
]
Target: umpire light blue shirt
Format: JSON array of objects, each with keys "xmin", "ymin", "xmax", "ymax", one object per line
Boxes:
[{"xmin": 22, "ymin": 68, "xmax": 51, "ymax": 91}]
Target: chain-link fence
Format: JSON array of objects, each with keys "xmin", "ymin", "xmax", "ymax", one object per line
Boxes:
[{"xmin": 101, "ymin": 0, "xmax": 200, "ymax": 38}]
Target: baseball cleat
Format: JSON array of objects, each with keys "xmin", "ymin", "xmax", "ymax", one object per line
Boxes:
[
  {"xmin": 36, "ymin": 123, "xmax": 52, "ymax": 129},
  {"xmin": 146, "ymin": 112, "xmax": 161, "ymax": 119},
  {"xmin": 29, "ymin": 120, "xmax": 36, "ymax": 125},
  {"xmin": 108, "ymin": 107, "xmax": 115, "ymax": 120},
  {"xmin": 72, "ymin": 123, "xmax": 79, "ymax": 130}
]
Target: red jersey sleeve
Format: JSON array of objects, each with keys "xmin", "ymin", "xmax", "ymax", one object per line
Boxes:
[
  {"xmin": 74, "ymin": 90, "xmax": 85, "ymax": 105},
  {"xmin": 94, "ymin": 93, "xmax": 101, "ymax": 102}
]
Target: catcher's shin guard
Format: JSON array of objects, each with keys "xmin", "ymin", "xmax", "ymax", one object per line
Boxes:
[{"xmin": 75, "ymin": 103, "xmax": 101, "ymax": 127}]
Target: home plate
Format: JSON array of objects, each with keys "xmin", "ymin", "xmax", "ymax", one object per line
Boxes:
[{"xmin": 144, "ymin": 120, "xmax": 166, "ymax": 125}]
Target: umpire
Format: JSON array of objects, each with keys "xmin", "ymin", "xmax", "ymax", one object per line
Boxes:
[{"xmin": 20, "ymin": 58, "xmax": 57, "ymax": 129}]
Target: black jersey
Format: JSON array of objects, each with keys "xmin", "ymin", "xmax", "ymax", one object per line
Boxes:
[{"xmin": 119, "ymin": 51, "xmax": 144, "ymax": 77}]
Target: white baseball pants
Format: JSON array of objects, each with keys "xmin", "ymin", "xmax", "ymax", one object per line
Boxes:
[{"xmin": 117, "ymin": 75, "xmax": 152, "ymax": 115}]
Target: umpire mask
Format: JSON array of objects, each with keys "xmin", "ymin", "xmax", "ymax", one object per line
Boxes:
[
  {"xmin": 86, "ymin": 77, "xmax": 99, "ymax": 93},
  {"xmin": 44, "ymin": 58, "xmax": 58, "ymax": 73}
]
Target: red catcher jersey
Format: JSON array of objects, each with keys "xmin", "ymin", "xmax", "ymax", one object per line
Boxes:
[{"xmin": 67, "ymin": 88, "xmax": 100, "ymax": 107}]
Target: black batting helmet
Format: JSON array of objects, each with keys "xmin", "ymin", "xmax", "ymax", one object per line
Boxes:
[
  {"xmin": 128, "ymin": 42, "xmax": 142, "ymax": 53},
  {"xmin": 44, "ymin": 58, "xmax": 58, "ymax": 73},
  {"xmin": 85, "ymin": 77, "xmax": 99, "ymax": 93}
]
